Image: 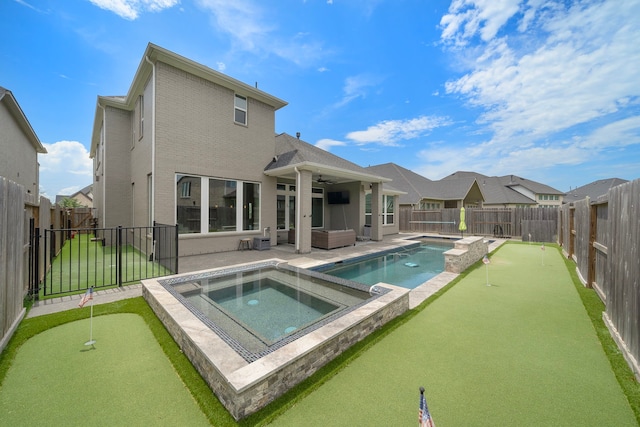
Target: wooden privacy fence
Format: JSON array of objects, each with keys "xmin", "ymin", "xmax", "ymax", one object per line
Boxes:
[
  {"xmin": 559, "ymin": 178, "xmax": 640, "ymax": 381},
  {"xmin": 0, "ymin": 177, "xmax": 26, "ymax": 353},
  {"xmin": 400, "ymin": 206, "xmax": 558, "ymax": 242}
]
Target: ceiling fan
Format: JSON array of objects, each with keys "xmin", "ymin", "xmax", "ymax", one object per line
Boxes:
[{"xmin": 316, "ymin": 175, "xmax": 335, "ymax": 184}]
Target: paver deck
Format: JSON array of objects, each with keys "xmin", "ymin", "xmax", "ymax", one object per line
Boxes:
[{"xmin": 28, "ymin": 233, "xmax": 506, "ymax": 317}]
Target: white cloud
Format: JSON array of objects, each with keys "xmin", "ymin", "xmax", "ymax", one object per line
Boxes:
[
  {"xmin": 88, "ymin": 0, "xmax": 178, "ymax": 20},
  {"xmin": 39, "ymin": 141, "xmax": 93, "ymax": 198},
  {"xmin": 315, "ymin": 138, "xmax": 346, "ymax": 151},
  {"xmin": 330, "ymin": 74, "xmax": 383, "ymax": 109},
  {"xmin": 195, "ymin": 0, "xmax": 272, "ymax": 51},
  {"xmin": 440, "ymin": 0, "xmax": 522, "ymax": 46},
  {"xmin": 195, "ymin": 0, "xmax": 328, "ymax": 66},
  {"xmin": 15, "ymin": 0, "xmax": 49, "ymax": 14},
  {"xmin": 346, "ymin": 116, "xmax": 452, "ymax": 147},
  {"xmin": 442, "ymin": 0, "xmax": 640, "ymax": 152},
  {"xmin": 415, "ymin": 115, "xmax": 640, "ymax": 181}
]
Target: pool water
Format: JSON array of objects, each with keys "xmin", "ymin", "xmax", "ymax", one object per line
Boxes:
[
  {"xmin": 168, "ymin": 264, "xmax": 373, "ymax": 356},
  {"xmin": 319, "ymin": 243, "xmax": 452, "ymax": 289},
  {"xmin": 208, "ymin": 278, "xmax": 340, "ymax": 342},
  {"xmin": 145, "ymin": 260, "xmax": 410, "ymax": 420}
]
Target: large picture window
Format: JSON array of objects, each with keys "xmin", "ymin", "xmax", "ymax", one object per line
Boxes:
[
  {"xmin": 209, "ymin": 179, "xmax": 236, "ymax": 232},
  {"xmin": 176, "ymin": 174, "xmax": 259, "ymax": 234},
  {"xmin": 176, "ymin": 175, "xmax": 201, "ymax": 233}
]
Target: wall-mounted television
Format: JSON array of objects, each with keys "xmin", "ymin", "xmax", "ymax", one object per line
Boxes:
[{"xmin": 327, "ymin": 191, "xmax": 350, "ymax": 204}]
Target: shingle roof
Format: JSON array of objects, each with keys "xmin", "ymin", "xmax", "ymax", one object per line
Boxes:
[
  {"xmin": 498, "ymin": 174, "xmax": 564, "ymax": 195},
  {"xmin": 442, "ymin": 171, "xmax": 562, "ymax": 205},
  {"xmin": 564, "ymin": 178, "xmax": 629, "ymax": 203},
  {"xmin": 365, "ymin": 163, "xmax": 434, "ymax": 204},
  {"xmin": 268, "ymin": 133, "xmax": 370, "ymax": 173},
  {"xmin": 265, "ymin": 133, "xmax": 392, "ymax": 185}
]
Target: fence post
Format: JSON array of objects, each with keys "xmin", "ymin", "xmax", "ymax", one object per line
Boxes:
[
  {"xmin": 28, "ymin": 221, "xmax": 41, "ymax": 301},
  {"xmin": 117, "ymin": 225, "xmax": 123, "ymax": 287},
  {"xmin": 42, "ymin": 228, "xmax": 48, "ymax": 297}
]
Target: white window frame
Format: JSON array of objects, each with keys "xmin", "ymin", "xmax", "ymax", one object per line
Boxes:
[
  {"xmin": 234, "ymin": 94, "xmax": 247, "ymax": 125},
  {"xmin": 176, "ymin": 174, "xmax": 260, "ymax": 234},
  {"xmin": 365, "ymin": 193, "xmax": 395, "ymax": 225}
]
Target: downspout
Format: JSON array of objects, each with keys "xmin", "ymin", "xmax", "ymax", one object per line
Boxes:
[
  {"xmin": 98, "ymin": 102, "xmax": 106, "ymax": 228},
  {"xmin": 144, "ymin": 55, "xmax": 156, "ymax": 226},
  {"xmin": 294, "ymin": 166, "xmax": 301, "ymax": 253}
]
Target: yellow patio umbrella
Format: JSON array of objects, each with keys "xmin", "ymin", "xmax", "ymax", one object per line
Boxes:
[{"xmin": 459, "ymin": 207, "xmax": 467, "ymax": 237}]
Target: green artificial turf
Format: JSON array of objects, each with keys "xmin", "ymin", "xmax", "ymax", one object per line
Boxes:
[
  {"xmin": 2, "ymin": 242, "xmax": 638, "ymax": 426},
  {"xmin": 0, "ymin": 311, "xmax": 210, "ymax": 426},
  {"xmin": 0, "ymin": 298, "xmax": 236, "ymax": 427},
  {"xmin": 269, "ymin": 243, "xmax": 638, "ymax": 426}
]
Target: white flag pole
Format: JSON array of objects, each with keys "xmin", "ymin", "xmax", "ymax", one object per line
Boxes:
[
  {"xmin": 485, "ymin": 262, "xmax": 490, "ymax": 286},
  {"xmin": 482, "ymin": 255, "xmax": 491, "ymax": 286},
  {"xmin": 85, "ymin": 291, "xmax": 96, "ymax": 346}
]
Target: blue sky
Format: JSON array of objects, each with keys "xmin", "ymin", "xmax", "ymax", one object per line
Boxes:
[{"xmin": 2, "ymin": 0, "xmax": 639, "ymax": 199}]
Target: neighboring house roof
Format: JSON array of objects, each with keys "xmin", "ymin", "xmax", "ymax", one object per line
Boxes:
[
  {"xmin": 498, "ymin": 174, "xmax": 564, "ymax": 196},
  {"xmin": 443, "ymin": 171, "xmax": 562, "ymax": 205},
  {"xmin": 365, "ymin": 163, "xmax": 483, "ymax": 205},
  {"xmin": 430, "ymin": 177, "xmax": 482, "ymax": 201},
  {"xmin": 265, "ymin": 133, "xmax": 393, "ymax": 185},
  {"xmin": 90, "ymin": 43, "xmax": 288, "ymax": 157},
  {"xmin": 564, "ymin": 178, "xmax": 629, "ymax": 203},
  {"xmin": 56, "ymin": 184, "xmax": 93, "ymax": 206},
  {"xmin": 0, "ymin": 86, "xmax": 47, "ymax": 154}
]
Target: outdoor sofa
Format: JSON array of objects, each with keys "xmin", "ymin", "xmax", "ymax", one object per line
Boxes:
[{"xmin": 311, "ymin": 229, "xmax": 356, "ymax": 250}]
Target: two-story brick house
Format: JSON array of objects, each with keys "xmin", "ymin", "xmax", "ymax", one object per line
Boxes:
[{"xmin": 90, "ymin": 43, "xmax": 395, "ymax": 256}]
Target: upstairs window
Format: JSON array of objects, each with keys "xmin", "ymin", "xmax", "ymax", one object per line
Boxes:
[{"xmin": 234, "ymin": 94, "xmax": 247, "ymax": 125}]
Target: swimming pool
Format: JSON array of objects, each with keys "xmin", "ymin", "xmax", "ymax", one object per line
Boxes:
[
  {"xmin": 316, "ymin": 241, "xmax": 453, "ymax": 289},
  {"xmin": 142, "ymin": 260, "xmax": 409, "ymax": 420},
  {"xmin": 171, "ymin": 264, "xmax": 373, "ymax": 356}
]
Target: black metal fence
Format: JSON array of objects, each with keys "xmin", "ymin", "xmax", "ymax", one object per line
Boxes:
[{"xmin": 35, "ymin": 223, "xmax": 178, "ymax": 298}]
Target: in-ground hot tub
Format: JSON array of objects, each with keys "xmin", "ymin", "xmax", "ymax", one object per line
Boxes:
[{"xmin": 142, "ymin": 259, "xmax": 409, "ymax": 420}]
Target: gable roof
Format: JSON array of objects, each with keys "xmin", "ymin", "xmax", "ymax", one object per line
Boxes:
[
  {"xmin": 264, "ymin": 133, "xmax": 392, "ymax": 184},
  {"xmin": 442, "ymin": 171, "xmax": 562, "ymax": 205},
  {"xmin": 0, "ymin": 86, "xmax": 47, "ymax": 154},
  {"xmin": 91, "ymin": 43, "xmax": 288, "ymax": 157},
  {"xmin": 55, "ymin": 184, "xmax": 93, "ymax": 205},
  {"xmin": 365, "ymin": 163, "xmax": 484, "ymax": 205},
  {"xmin": 564, "ymin": 178, "xmax": 629, "ymax": 203}
]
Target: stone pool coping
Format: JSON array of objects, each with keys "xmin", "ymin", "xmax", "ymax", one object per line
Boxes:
[{"xmin": 142, "ymin": 258, "xmax": 410, "ymax": 420}]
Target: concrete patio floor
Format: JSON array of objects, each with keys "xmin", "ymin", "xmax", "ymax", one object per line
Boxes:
[{"xmin": 27, "ymin": 233, "xmax": 506, "ymax": 318}]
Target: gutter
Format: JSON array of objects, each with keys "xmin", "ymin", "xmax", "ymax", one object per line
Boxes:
[
  {"xmin": 98, "ymin": 103, "xmax": 106, "ymax": 228},
  {"xmin": 144, "ymin": 55, "xmax": 156, "ymax": 226}
]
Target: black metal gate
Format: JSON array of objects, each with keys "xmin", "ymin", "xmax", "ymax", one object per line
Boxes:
[{"xmin": 35, "ymin": 223, "xmax": 177, "ymax": 298}]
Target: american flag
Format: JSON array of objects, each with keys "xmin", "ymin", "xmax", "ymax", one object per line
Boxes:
[
  {"xmin": 78, "ymin": 287, "xmax": 94, "ymax": 308},
  {"xmin": 419, "ymin": 387, "xmax": 435, "ymax": 427},
  {"xmin": 482, "ymin": 255, "xmax": 490, "ymax": 265}
]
